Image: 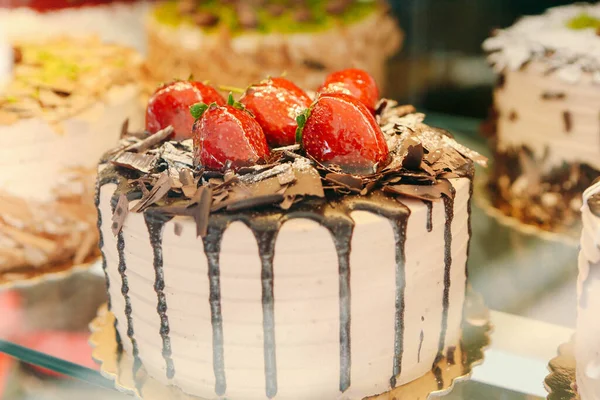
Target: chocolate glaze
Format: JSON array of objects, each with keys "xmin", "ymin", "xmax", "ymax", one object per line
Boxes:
[
  {"xmin": 424, "ymin": 200, "xmax": 433, "ymax": 233},
  {"xmin": 97, "ymin": 162, "xmax": 474, "ymax": 396},
  {"xmin": 437, "ymin": 185, "xmax": 456, "ymax": 359},
  {"xmin": 144, "ymin": 211, "xmax": 176, "ymax": 380}
]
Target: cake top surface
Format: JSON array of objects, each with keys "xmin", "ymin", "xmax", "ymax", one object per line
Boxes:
[
  {"xmin": 483, "ymin": 2, "xmax": 600, "ymax": 83},
  {"xmin": 0, "ymin": 36, "xmax": 141, "ymax": 125},
  {"xmin": 101, "ymin": 70, "xmax": 486, "ymax": 237},
  {"xmin": 153, "ymin": 0, "xmax": 383, "ymax": 34}
]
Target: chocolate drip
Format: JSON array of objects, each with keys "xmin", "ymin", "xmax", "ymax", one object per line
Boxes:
[
  {"xmin": 417, "ymin": 330, "xmax": 424, "ymax": 363},
  {"xmin": 433, "ymin": 365, "xmax": 444, "ymax": 390},
  {"xmin": 446, "ymin": 346, "xmax": 456, "ymax": 365},
  {"xmin": 424, "ymin": 200, "xmax": 433, "ymax": 232},
  {"xmin": 250, "ymin": 223, "xmax": 280, "ymax": 399},
  {"xmin": 466, "ymin": 179, "xmax": 473, "ymax": 279},
  {"xmin": 202, "ymin": 223, "xmax": 227, "ymax": 396},
  {"xmin": 437, "ymin": 184, "xmax": 456, "ymax": 359},
  {"xmin": 144, "ymin": 212, "xmax": 175, "ymax": 380},
  {"xmin": 112, "ymin": 193, "xmax": 142, "ymax": 373}
]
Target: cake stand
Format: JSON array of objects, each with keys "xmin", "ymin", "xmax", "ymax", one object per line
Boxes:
[
  {"xmin": 545, "ymin": 340, "xmax": 578, "ymax": 400},
  {"xmin": 0, "ymin": 256, "xmax": 101, "ymax": 290},
  {"xmin": 89, "ymin": 288, "xmax": 492, "ymax": 400}
]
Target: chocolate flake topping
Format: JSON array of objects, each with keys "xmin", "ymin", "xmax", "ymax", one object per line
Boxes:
[
  {"xmin": 111, "ymin": 194, "xmax": 129, "ymax": 236},
  {"xmin": 102, "ymin": 101, "xmax": 486, "ymax": 236}
]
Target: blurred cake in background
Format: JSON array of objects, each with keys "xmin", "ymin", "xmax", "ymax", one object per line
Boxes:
[
  {"xmin": 0, "ymin": 36, "xmax": 143, "ymax": 276},
  {"xmin": 146, "ymin": 0, "xmax": 401, "ymax": 91},
  {"xmin": 483, "ymin": 3, "xmax": 600, "ymax": 233},
  {"xmin": 0, "ymin": 0, "xmax": 151, "ymax": 53},
  {"xmin": 576, "ymin": 178, "xmax": 600, "ymax": 399}
]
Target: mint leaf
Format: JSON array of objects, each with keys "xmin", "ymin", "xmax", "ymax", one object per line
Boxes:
[
  {"xmin": 190, "ymin": 103, "xmax": 209, "ymax": 120},
  {"xmin": 295, "ymin": 108, "xmax": 311, "ymax": 145}
]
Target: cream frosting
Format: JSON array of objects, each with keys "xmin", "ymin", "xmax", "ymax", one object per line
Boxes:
[
  {"xmin": 484, "ymin": 3, "xmax": 600, "ymax": 83},
  {"xmin": 0, "ymin": 84, "xmax": 142, "ymax": 202},
  {"xmin": 494, "ymin": 62, "xmax": 600, "ymax": 172},
  {"xmin": 0, "ymin": 2, "xmax": 150, "ymax": 53},
  {"xmin": 577, "ymin": 180, "xmax": 600, "ymax": 400},
  {"xmin": 98, "ymin": 176, "xmax": 471, "ymax": 400}
]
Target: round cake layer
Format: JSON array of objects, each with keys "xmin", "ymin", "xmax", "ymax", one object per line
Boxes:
[
  {"xmin": 577, "ymin": 180, "xmax": 600, "ymax": 400},
  {"xmin": 98, "ymin": 176, "xmax": 471, "ymax": 400},
  {"xmin": 145, "ymin": 8, "xmax": 401, "ymax": 91},
  {"xmin": 0, "ymin": 2, "xmax": 150, "ymax": 53}
]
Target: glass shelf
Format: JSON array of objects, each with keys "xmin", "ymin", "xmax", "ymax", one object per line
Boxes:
[{"xmin": 0, "ymin": 113, "xmax": 574, "ymax": 399}]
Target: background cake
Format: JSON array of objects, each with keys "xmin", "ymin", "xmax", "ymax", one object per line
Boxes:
[
  {"xmin": 0, "ymin": 36, "xmax": 143, "ymax": 274},
  {"xmin": 146, "ymin": 0, "xmax": 402, "ymax": 91},
  {"xmin": 0, "ymin": 0, "xmax": 151, "ymax": 53},
  {"xmin": 577, "ymin": 178, "xmax": 600, "ymax": 399},
  {"xmin": 95, "ymin": 69, "xmax": 486, "ymax": 399},
  {"xmin": 483, "ymin": 3, "xmax": 600, "ymax": 232}
]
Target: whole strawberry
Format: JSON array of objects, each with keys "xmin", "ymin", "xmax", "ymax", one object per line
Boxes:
[
  {"xmin": 146, "ymin": 80, "xmax": 226, "ymax": 140},
  {"xmin": 318, "ymin": 68, "xmax": 380, "ymax": 113},
  {"xmin": 191, "ymin": 95, "xmax": 270, "ymax": 171},
  {"xmin": 298, "ymin": 93, "xmax": 389, "ymax": 175},
  {"xmin": 240, "ymin": 77, "xmax": 312, "ymax": 147}
]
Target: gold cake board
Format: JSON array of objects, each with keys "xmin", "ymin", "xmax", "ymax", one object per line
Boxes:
[
  {"xmin": 545, "ymin": 340, "xmax": 578, "ymax": 400},
  {"xmin": 89, "ymin": 289, "xmax": 491, "ymax": 400}
]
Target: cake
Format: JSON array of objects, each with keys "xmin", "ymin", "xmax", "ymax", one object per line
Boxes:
[
  {"xmin": 483, "ymin": 3, "xmax": 600, "ymax": 233},
  {"xmin": 0, "ymin": 36, "xmax": 143, "ymax": 275},
  {"xmin": 95, "ymin": 70, "xmax": 486, "ymax": 399},
  {"xmin": 0, "ymin": 0, "xmax": 151, "ymax": 53},
  {"xmin": 146, "ymin": 0, "xmax": 401, "ymax": 91},
  {"xmin": 577, "ymin": 178, "xmax": 600, "ymax": 399}
]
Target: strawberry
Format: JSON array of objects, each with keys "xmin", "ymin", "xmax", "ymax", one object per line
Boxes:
[
  {"xmin": 298, "ymin": 92, "xmax": 389, "ymax": 174},
  {"xmin": 240, "ymin": 77, "xmax": 312, "ymax": 147},
  {"xmin": 191, "ymin": 95, "xmax": 270, "ymax": 171},
  {"xmin": 318, "ymin": 68, "xmax": 380, "ymax": 113},
  {"xmin": 146, "ymin": 80, "xmax": 226, "ymax": 140}
]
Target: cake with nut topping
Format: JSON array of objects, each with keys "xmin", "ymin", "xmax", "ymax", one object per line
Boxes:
[
  {"xmin": 484, "ymin": 3, "xmax": 600, "ymax": 233},
  {"xmin": 146, "ymin": 0, "xmax": 401, "ymax": 91},
  {"xmin": 96, "ymin": 69, "xmax": 486, "ymax": 399},
  {"xmin": 0, "ymin": 37, "xmax": 143, "ymax": 275}
]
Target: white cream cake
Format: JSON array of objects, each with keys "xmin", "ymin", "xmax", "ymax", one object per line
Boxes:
[
  {"xmin": 483, "ymin": 3, "xmax": 600, "ymax": 232},
  {"xmin": 95, "ymin": 91, "xmax": 486, "ymax": 399}
]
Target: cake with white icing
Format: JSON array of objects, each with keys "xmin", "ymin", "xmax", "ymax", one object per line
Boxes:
[
  {"xmin": 96, "ymin": 70, "xmax": 486, "ymax": 399},
  {"xmin": 483, "ymin": 3, "xmax": 600, "ymax": 232},
  {"xmin": 0, "ymin": 0, "xmax": 150, "ymax": 53},
  {"xmin": 146, "ymin": 0, "xmax": 402, "ymax": 91},
  {"xmin": 0, "ymin": 36, "xmax": 143, "ymax": 274},
  {"xmin": 577, "ymin": 178, "xmax": 600, "ymax": 399}
]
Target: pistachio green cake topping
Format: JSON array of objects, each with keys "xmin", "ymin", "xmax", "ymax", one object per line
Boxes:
[
  {"xmin": 154, "ymin": 0, "xmax": 380, "ymax": 34},
  {"xmin": 566, "ymin": 12, "xmax": 600, "ymax": 30}
]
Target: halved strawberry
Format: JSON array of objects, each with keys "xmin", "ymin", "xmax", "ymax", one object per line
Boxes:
[
  {"xmin": 298, "ymin": 92, "xmax": 389, "ymax": 174},
  {"xmin": 240, "ymin": 77, "xmax": 312, "ymax": 147},
  {"xmin": 146, "ymin": 80, "xmax": 226, "ymax": 140},
  {"xmin": 191, "ymin": 95, "xmax": 270, "ymax": 171},
  {"xmin": 318, "ymin": 68, "xmax": 380, "ymax": 113}
]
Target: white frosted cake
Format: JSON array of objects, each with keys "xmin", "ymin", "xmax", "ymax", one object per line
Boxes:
[
  {"xmin": 483, "ymin": 3, "xmax": 600, "ymax": 232},
  {"xmin": 146, "ymin": 0, "xmax": 402, "ymax": 91},
  {"xmin": 96, "ymin": 71, "xmax": 486, "ymax": 399},
  {"xmin": 0, "ymin": 0, "xmax": 150, "ymax": 53},
  {"xmin": 0, "ymin": 36, "xmax": 143, "ymax": 274},
  {"xmin": 577, "ymin": 178, "xmax": 600, "ymax": 399}
]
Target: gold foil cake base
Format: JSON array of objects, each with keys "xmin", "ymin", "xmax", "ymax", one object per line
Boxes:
[
  {"xmin": 89, "ymin": 289, "xmax": 491, "ymax": 400},
  {"xmin": 545, "ymin": 340, "xmax": 578, "ymax": 400},
  {"xmin": 0, "ymin": 256, "xmax": 100, "ymax": 290},
  {"xmin": 475, "ymin": 180, "xmax": 579, "ymax": 247}
]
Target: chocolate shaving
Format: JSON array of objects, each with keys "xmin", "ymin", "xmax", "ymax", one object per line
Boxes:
[
  {"xmin": 325, "ymin": 173, "xmax": 364, "ymax": 192},
  {"xmin": 402, "ymin": 143, "xmax": 424, "ymax": 170},
  {"xmin": 563, "ymin": 110, "xmax": 572, "ymax": 133},
  {"xmin": 120, "ymin": 119, "xmax": 129, "ymax": 139},
  {"xmin": 127, "ymin": 126, "xmax": 174, "ymax": 153},
  {"xmin": 179, "ymin": 169, "xmax": 197, "ymax": 198},
  {"xmin": 384, "ymin": 184, "xmax": 444, "ymax": 201},
  {"xmin": 111, "ymin": 194, "xmax": 129, "ymax": 236},
  {"xmin": 226, "ymin": 194, "xmax": 285, "ymax": 212},
  {"xmin": 130, "ymin": 173, "xmax": 172, "ymax": 213},
  {"xmin": 189, "ymin": 187, "xmax": 212, "ymax": 238},
  {"xmin": 112, "ymin": 152, "xmax": 157, "ymax": 174},
  {"xmin": 541, "ymin": 91, "xmax": 565, "ymax": 100}
]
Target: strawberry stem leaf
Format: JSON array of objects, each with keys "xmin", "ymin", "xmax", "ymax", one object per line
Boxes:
[
  {"xmin": 190, "ymin": 102, "xmax": 209, "ymax": 120},
  {"xmin": 219, "ymin": 85, "xmax": 245, "ymax": 94},
  {"xmin": 227, "ymin": 92, "xmax": 246, "ymax": 111},
  {"xmin": 295, "ymin": 108, "xmax": 311, "ymax": 145}
]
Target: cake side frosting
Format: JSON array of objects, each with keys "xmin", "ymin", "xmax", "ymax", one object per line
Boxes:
[
  {"xmin": 577, "ymin": 179, "xmax": 600, "ymax": 400},
  {"xmin": 484, "ymin": 2, "xmax": 600, "ymax": 83},
  {"xmin": 98, "ymin": 176, "xmax": 470, "ymax": 400}
]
